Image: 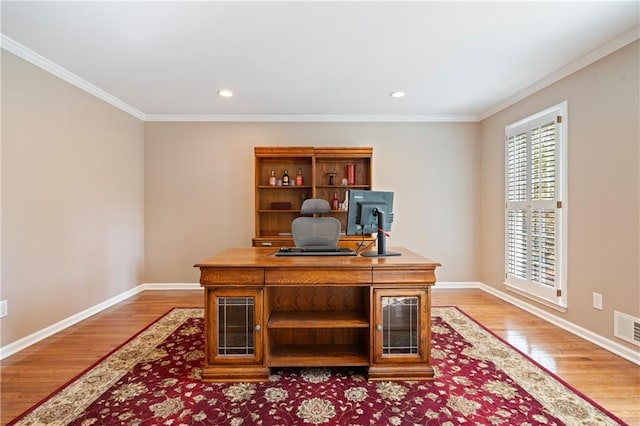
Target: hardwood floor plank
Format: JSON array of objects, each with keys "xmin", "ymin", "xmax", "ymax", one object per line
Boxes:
[
  {"xmin": 1, "ymin": 288, "xmax": 638, "ymax": 424},
  {"xmin": 432, "ymin": 289, "xmax": 640, "ymax": 424}
]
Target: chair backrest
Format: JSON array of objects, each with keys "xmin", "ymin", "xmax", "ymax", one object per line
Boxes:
[{"xmin": 292, "ymin": 199, "xmax": 341, "ymax": 248}]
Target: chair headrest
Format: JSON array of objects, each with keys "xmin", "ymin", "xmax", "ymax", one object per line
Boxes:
[{"xmin": 300, "ymin": 198, "xmax": 332, "ymax": 215}]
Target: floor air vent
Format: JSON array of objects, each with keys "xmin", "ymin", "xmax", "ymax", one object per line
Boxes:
[{"xmin": 614, "ymin": 311, "xmax": 640, "ymax": 347}]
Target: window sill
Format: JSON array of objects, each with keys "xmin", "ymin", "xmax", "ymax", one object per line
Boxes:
[{"xmin": 504, "ymin": 283, "xmax": 568, "ymax": 313}]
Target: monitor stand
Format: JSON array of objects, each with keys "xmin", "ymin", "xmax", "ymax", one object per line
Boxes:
[{"xmin": 360, "ymin": 210, "xmax": 401, "ymax": 257}]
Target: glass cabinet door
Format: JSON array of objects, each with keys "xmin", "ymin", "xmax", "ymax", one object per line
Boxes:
[
  {"xmin": 217, "ymin": 296, "xmax": 255, "ymax": 356},
  {"xmin": 373, "ymin": 289, "xmax": 429, "ymax": 364},
  {"xmin": 206, "ymin": 288, "xmax": 263, "ymax": 365}
]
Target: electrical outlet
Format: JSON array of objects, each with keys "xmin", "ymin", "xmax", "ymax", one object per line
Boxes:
[
  {"xmin": 593, "ymin": 293, "xmax": 603, "ymax": 310},
  {"xmin": 0, "ymin": 300, "xmax": 7, "ymax": 318}
]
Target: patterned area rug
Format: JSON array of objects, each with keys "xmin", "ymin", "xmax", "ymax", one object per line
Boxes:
[{"xmin": 9, "ymin": 307, "xmax": 625, "ymax": 425}]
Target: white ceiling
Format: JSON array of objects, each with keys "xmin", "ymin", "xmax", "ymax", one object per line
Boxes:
[{"xmin": 1, "ymin": 1, "xmax": 638, "ymax": 121}]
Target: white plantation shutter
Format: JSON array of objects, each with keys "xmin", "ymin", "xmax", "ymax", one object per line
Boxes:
[
  {"xmin": 505, "ymin": 103, "xmax": 567, "ymax": 307},
  {"xmin": 506, "ymin": 209, "xmax": 528, "ymax": 279}
]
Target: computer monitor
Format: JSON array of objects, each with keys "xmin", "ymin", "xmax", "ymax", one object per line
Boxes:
[{"xmin": 346, "ymin": 190, "xmax": 401, "ymax": 257}]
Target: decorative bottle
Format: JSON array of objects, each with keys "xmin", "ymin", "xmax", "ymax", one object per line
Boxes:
[
  {"xmin": 296, "ymin": 168, "xmax": 303, "ymax": 186},
  {"xmin": 268, "ymin": 170, "xmax": 276, "ymax": 186},
  {"xmin": 331, "ymin": 192, "xmax": 339, "ymax": 210},
  {"xmin": 282, "ymin": 170, "xmax": 289, "ymax": 186},
  {"xmin": 346, "ymin": 163, "xmax": 355, "ymax": 185}
]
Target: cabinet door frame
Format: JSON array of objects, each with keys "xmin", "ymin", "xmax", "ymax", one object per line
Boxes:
[
  {"xmin": 205, "ymin": 287, "xmax": 264, "ymax": 366},
  {"xmin": 372, "ymin": 288, "xmax": 430, "ymax": 365}
]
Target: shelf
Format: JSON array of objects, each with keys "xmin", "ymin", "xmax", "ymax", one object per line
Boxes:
[
  {"xmin": 268, "ymin": 311, "xmax": 369, "ymax": 328},
  {"xmin": 257, "ymin": 185, "xmax": 312, "ymax": 189},
  {"xmin": 268, "ymin": 344, "xmax": 369, "ymax": 367},
  {"xmin": 316, "ymin": 185, "xmax": 370, "ymax": 189},
  {"xmin": 258, "ymin": 210, "xmax": 300, "ymax": 213}
]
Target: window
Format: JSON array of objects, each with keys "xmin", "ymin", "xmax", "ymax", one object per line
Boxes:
[{"xmin": 505, "ymin": 102, "xmax": 567, "ymax": 308}]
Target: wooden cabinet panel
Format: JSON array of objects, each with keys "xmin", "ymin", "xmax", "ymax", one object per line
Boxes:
[
  {"xmin": 268, "ymin": 311, "xmax": 369, "ymax": 328},
  {"xmin": 265, "ymin": 267, "xmax": 371, "ymax": 285},
  {"xmin": 202, "ymin": 286, "xmax": 270, "ymax": 382},
  {"xmin": 372, "ymin": 268, "xmax": 436, "ymax": 284},
  {"xmin": 371, "ymin": 288, "xmax": 430, "ymax": 366},
  {"xmin": 204, "ymin": 288, "xmax": 264, "ymax": 366},
  {"xmin": 200, "ymin": 268, "xmax": 264, "ymax": 285}
]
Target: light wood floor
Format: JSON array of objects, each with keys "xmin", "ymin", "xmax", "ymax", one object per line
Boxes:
[{"xmin": 1, "ymin": 288, "xmax": 639, "ymax": 425}]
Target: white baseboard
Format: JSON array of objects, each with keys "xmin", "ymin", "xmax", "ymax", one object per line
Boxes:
[
  {"xmin": 142, "ymin": 283, "xmax": 202, "ymax": 291},
  {"xmin": 3, "ymin": 281, "xmax": 638, "ymax": 366},
  {"xmin": 0, "ymin": 285, "xmax": 145, "ymax": 360},
  {"xmin": 474, "ymin": 282, "xmax": 640, "ymax": 366},
  {"xmin": 435, "ymin": 281, "xmax": 482, "ymax": 289},
  {"xmin": 0, "ymin": 283, "xmax": 203, "ymax": 360}
]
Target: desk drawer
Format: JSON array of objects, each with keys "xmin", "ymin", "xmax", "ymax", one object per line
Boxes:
[
  {"xmin": 265, "ymin": 268, "xmax": 371, "ymax": 285},
  {"xmin": 372, "ymin": 269, "xmax": 435, "ymax": 284},
  {"xmin": 200, "ymin": 268, "xmax": 264, "ymax": 285}
]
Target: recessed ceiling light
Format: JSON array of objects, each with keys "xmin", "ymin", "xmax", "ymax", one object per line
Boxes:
[
  {"xmin": 218, "ymin": 89, "xmax": 233, "ymax": 98},
  {"xmin": 390, "ymin": 91, "xmax": 406, "ymax": 98}
]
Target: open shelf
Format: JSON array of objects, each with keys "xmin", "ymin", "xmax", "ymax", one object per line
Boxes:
[
  {"xmin": 268, "ymin": 311, "xmax": 369, "ymax": 328},
  {"xmin": 257, "ymin": 185, "xmax": 312, "ymax": 189},
  {"xmin": 268, "ymin": 344, "xmax": 369, "ymax": 367},
  {"xmin": 316, "ymin": 185, "xmax": 370, "ymax": 189}
]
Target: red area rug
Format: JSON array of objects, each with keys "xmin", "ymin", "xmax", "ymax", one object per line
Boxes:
[{"xmin": 9, "ymin": 307, "xmax": 625, "ymax": 425}]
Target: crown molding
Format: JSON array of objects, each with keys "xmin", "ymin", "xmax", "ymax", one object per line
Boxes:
[
  {"xmin": 0, "ymin": 33, "xmax": 478, "ymax": 123},
  {"xmin": 479, "ymin": 25, "xmax": 640, "ymax": 121},
  {"xmin": 144, "ymin": 114, "xmax": 480, "ymax": 123},
  {"xmin": 4, "ymin": 25, "xmax": 638, "ymax": 124},
  {"xmin": 1, "ymin": 34, "xmax": 147, "ymax": 121}
]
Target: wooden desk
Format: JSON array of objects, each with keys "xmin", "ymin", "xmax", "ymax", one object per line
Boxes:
[{"xmin": 195, "ymin": 247, "xmax": 440, "ymax": 382}]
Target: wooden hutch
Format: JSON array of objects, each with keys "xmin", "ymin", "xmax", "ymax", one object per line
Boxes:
[{"xmin": 253, "ymin": 146, "xmax": 374, "ymax": 249}]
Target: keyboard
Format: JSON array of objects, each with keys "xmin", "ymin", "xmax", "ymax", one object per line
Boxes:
[{"xmin": 275, "ymin": 247, "xmax": 356, "ymax": 257}]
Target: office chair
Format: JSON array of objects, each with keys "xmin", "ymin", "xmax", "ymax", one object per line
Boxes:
[{"xmin": 291, "ymin": 198, "xmax": 341, "ymax": 249}]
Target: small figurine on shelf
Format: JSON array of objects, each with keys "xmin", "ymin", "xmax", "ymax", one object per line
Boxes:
[{"xmin": 326, "ymin": 172, "xmax": 337, "ymax": 186}]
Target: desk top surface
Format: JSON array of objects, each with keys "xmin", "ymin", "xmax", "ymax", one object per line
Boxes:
[{"xmin": 195, "ymin": 247, "xmax": 440, "ymax": 269}]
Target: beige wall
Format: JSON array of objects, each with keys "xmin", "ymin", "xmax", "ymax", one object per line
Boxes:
[
  {"xmin": 1, "ymin": 51, "xmax": 145, "ymax": 346},
  {"xmin": 2, "ymin": 38, "xmax": 637, "ymax": 355},
  {"xmin": 144, "ymin": 122, "xmax": 479, "ymax": 283},
  {"xmin": 479, "ymin": 41, "xmax": 640, "ymax": 349}
]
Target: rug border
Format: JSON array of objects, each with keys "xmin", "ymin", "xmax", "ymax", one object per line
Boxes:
[
  {"xmin": 6, "ymin": 307, "xmax": 191, "ymax": 425},
  {"xmin": 7, "ymin": 306, "xmax": 628, "ymax": 425},
  {"xmin": 440, "ymin": 305, "xmax": 628, "ymax": 425}
]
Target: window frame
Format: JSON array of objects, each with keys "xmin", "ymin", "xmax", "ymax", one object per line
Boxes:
[{"xmin": 504, "ymin": 101, "xmax": 568, "ymax": 309}]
